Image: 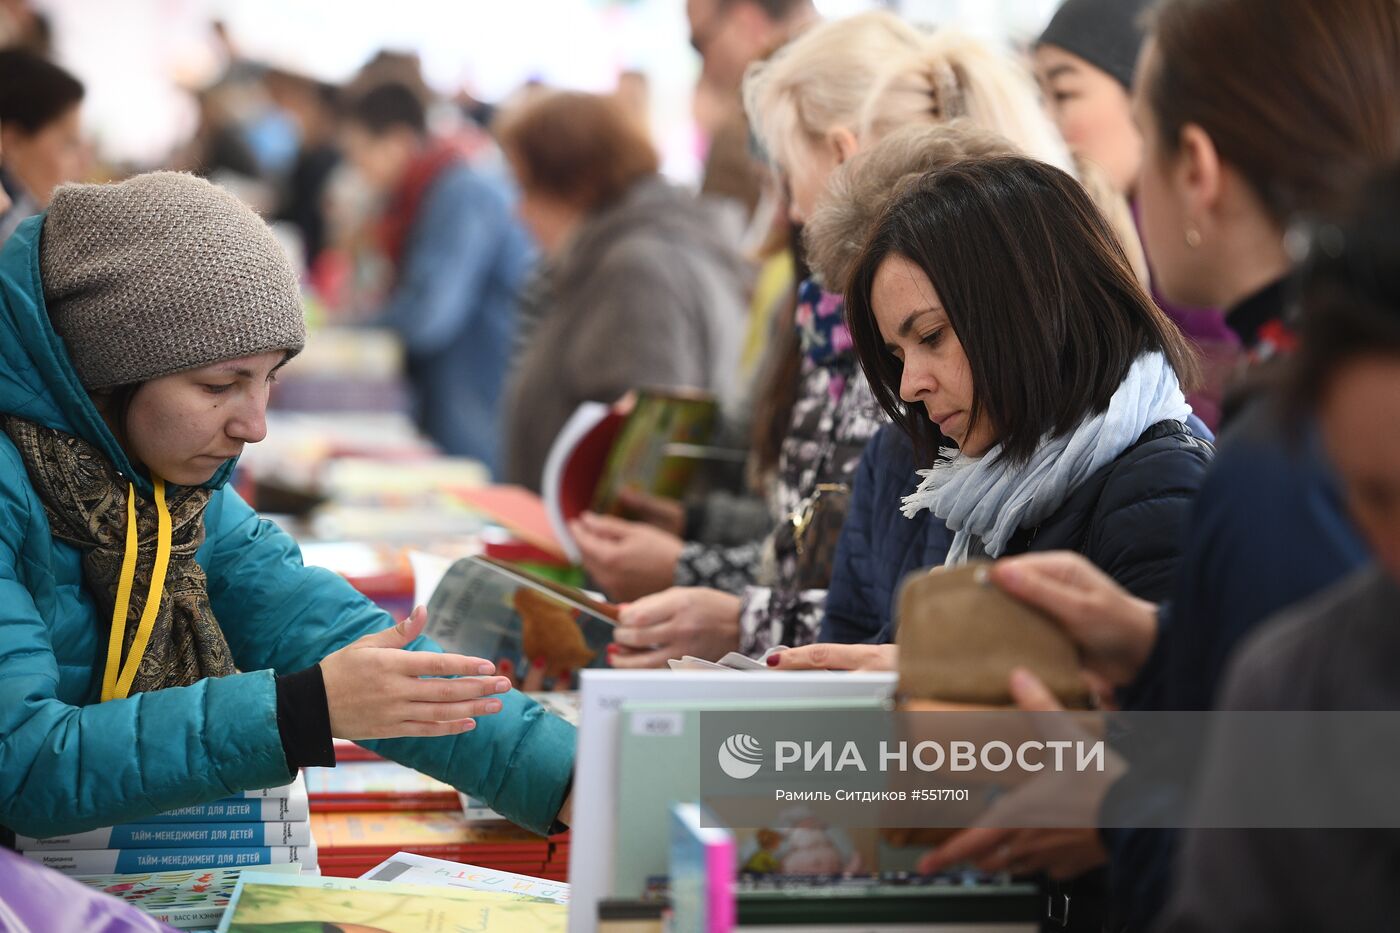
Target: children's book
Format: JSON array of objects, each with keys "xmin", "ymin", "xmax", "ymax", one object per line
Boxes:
[
  {"xmin": 215, "ymin": 872, "xmax": 566, "ymax": 933},
  {"xmin": 542, "ymin": 391, "xmax": 724, "ymax": 563},
  {"xmin": 425, "ymin": 554, "xmax": 617, "ymax": 682},
  {"xmin": 73, "ymin": 864, "xmax": 301, "ymax": 930},
  {"xmin": 26, "ymin": 844, "xmax": 314, "ymax": 876},
  {"xmin": 610, "ymin": 695, "xmax": 887, "ymax": 898},
  {"xmin": 361, "ymin": 850, "xmax": 570, "ymax": 905},
  {"xmin": 17, "ymin": 820, "xmax": 311, "ymax": 851},
  {"xmin": 669, "ymin": 804, "xmax": 735, "ymax": 933}
]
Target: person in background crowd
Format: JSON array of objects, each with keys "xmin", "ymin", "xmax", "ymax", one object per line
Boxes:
[
  {"xmin": 911, "ymin": 1, "xmax": 1400, "ymax": 925},
  {"xmin": 266, "ymin": 69, "xmax": 342, "ymax": 274},
  {"xmin": 497, "ymin": 90, "xmax": 747, "ymax": 492},
  {"xmin": 687, "ymin": 0, "xmax": 817, "ymax": 219},
  {"xmin": 0, "ymin": 172, "xmax": 572, "ymax": 842},
  {"xmin": 0, "ymin": 48, "xmax": 84, "ymax": 244},
  {"xmin": 1158, "ymin": 160, "xmax": 1400, "ymax": 933},
  {"xmin": 1034, "ymin": 0, "xmax": 1237, "ymax": 430},
  {"xmin": 342, "ymin": 82, "xmax": 531, "ymax": 471}
]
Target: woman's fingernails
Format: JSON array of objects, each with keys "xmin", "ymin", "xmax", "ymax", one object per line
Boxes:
[
  {"xmin": 477, "ymin": 662, "xmax": 496, "ymax": 676},
  {"xmin": 494, "ymin": 678, "xmax": 512, "ymax": 693},
  {"xmin": 484, "ymin": 700, "xmax": 502, "ymax": 713},
  {"xmin": 766, "ymin": 653, "xmax": 782, "ymax": 667},
  {"xmin": 532, "ymin": 656, "xmax": 547, "ymax": 671},
  {"xmin": 461, "ymin": 719, "xmax": 476, "ymax": 731}
]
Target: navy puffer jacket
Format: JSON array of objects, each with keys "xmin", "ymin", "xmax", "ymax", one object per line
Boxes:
[{"xmin": 821, "ymin": 419, "xmax": 1215, "ymax": 644}]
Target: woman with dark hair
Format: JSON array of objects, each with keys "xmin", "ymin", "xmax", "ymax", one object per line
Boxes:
[
  {"xmin": 0, "ymin": 48, "xmax": 85, "ymax": 244},
  {"xmin": 840, "ymin": 156, "xmax": 1209, "ymax": 590}
]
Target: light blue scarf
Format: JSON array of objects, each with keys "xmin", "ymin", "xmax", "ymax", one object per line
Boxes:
[{"xmin": 901, "ymin": 352, "xmax": 1192, "ymax": 564}]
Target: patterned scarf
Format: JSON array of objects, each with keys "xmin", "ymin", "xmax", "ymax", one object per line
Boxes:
[
  {"xmin": 795, "ymin": 279, "xmax": 855, "ymax": 400},
  {"xmin": 3, "ymin": 416, "xmax": 236, "ymax": 698}
]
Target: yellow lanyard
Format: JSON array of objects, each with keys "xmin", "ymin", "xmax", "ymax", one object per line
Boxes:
[{"xmin": 100, "ymin": 477, "xmax": 172, "ymax": 702}]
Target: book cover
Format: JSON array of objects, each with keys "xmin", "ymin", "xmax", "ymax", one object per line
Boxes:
[
  {"xmin": 26, "ymin": 844, "xmax": 314, "ymax": 875},
  {"xmin": 312, "ymin": 810, "xmax": 548, "ymax": 857},
  {"xmin": 73, "ymin": 864, "xmax": 301, "ymax": 930},
  {"xmin": 17, "ymin": 820, "xmax": 311, "ymax": 852},
  {"xmin": 215, "ymin": 871, "xmax": 566, "ymax": 933},
  {"xmin": 567, "ymin": 669, "xmax": 898, "ymax": 931},
  {"xmin": 425, "ymin": 554, "xmax": 617, "ymax": 682},
  {"xmin": 611, "ymin": 695, "xmax": 885, "ymax": 898},
  {"xmin": 361, "ymin": 851, "xmax": 570, "ymax": 905},
  {"xmin": 669, "ymin": 804, "xmax": 735, "ymax": 933},
  {"xmin": 591, "ymin": 389, "xmax": 719, "ymax": 516}
]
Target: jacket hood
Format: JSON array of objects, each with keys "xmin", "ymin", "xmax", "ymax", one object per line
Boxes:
[
  {"xmin": 558, "ymin": 175, "xmax": 749, "ymax": 290},
  {"xmin": 0, "ymin": 215, "xmax": 235, "ymax": 496}
]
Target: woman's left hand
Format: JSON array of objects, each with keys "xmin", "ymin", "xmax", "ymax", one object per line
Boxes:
[
  {"xmin": 765, "ymin": 643, "xmax": 898, "ymax": 671},
  {"xmin": 611, "ymin": 587, "xmax": 742, "ymax": 668},
  {"xmin": 569, "ymin": 511, "xmax": 684, "ymax": 603}
]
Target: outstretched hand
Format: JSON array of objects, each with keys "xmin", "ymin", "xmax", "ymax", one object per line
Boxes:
[{"xmin": 320, "ymin": 606, "xmax": 513, "ymax": 740}]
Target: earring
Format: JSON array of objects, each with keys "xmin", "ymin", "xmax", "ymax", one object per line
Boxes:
[{"xmin": 1184, "ymin": 228, "xmax": 1203, "ymax": 248}]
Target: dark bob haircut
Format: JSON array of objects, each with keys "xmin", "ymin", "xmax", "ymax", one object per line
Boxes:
[
  {"xmin": 1291, "ymin": 164, "xmax": 1400, "ymax": 410},
  {"xmin": 845, "ymin": 155, "xmax": 1197, "ymax": 466},
  {"xmin": 0, "ymin": 49, "xmax": 84, "ymax": 135}
]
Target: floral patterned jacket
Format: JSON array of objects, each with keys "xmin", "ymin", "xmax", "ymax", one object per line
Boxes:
[{"xmin": 684, "ymin": 282, "xmax": 886, "ymax": 655}]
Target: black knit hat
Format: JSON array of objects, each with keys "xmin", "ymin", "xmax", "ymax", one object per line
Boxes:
[{"xmin": 1036, "ymin": 0, "xmax": 1155, "ymax": 90}]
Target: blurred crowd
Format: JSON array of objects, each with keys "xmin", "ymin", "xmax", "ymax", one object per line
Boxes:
[{"xmin": 3, "ymin": 0, "xmax": 1400, "ymax": 929}]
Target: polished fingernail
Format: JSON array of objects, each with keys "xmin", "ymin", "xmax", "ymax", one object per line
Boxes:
[
  {"xmin": 766, "ymin": 653, "xmax": 782, "ymax": 667},
  {"xmin": 532, "ymin": 656, "xmax": 547, "ymax": 669},
  {"xmin": 498, "ymin": 658, "xmax": 514, "ymax": 675}
]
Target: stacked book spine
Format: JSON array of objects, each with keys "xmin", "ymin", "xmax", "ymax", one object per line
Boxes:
[{"xmin": 17, "ymin": 774, "xmax": 316, "ymax": 875}]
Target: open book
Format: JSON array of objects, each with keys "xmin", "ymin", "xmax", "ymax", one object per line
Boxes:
[
  {"xmin": 543, "ymin": 389, "xmax": 727, "ymax": 563},
  {"xmin": 425, "ymin": 555, "xmax": 617, "ymax": 681}
]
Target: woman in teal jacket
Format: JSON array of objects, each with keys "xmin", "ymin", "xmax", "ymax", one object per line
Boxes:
[{"xmin": 0, "ymin": 172, "xmax": 574, "ymax": 841}]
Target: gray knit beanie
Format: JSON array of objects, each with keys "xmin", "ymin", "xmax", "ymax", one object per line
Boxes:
[{"xmin": 40, "ymin": 171, "xmax": 306, "ymax": 391}]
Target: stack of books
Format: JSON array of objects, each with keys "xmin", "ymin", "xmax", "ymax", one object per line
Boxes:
[
  {"xmin": 308, "ymin": 742, "xmax": 569, "ymax": 880},
  {"xmin": 311, "ymin": 809, "xmax": 567, "ymax": 880},
  {"xmin": 16, "ymin": 774, "xmax": 316, "ymax": 876}
]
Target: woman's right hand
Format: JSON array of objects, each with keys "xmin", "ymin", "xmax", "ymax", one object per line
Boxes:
[
  {"xmin": 320, "ymin": 606, "xmax": 513, "ymax": 740},
  {"xmin": 988, "ymin": 552, "xmax": 1160, "ymax": 688}
]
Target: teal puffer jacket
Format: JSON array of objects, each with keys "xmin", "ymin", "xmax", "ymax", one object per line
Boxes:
[{"xmin": 0, "ymin": 216, "xmax": 575, "ymax": 839}]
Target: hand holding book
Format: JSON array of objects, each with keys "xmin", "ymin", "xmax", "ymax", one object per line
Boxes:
[{"xmin": 320, "ymin": 606, "xmax": 513, "ymax": 740}]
